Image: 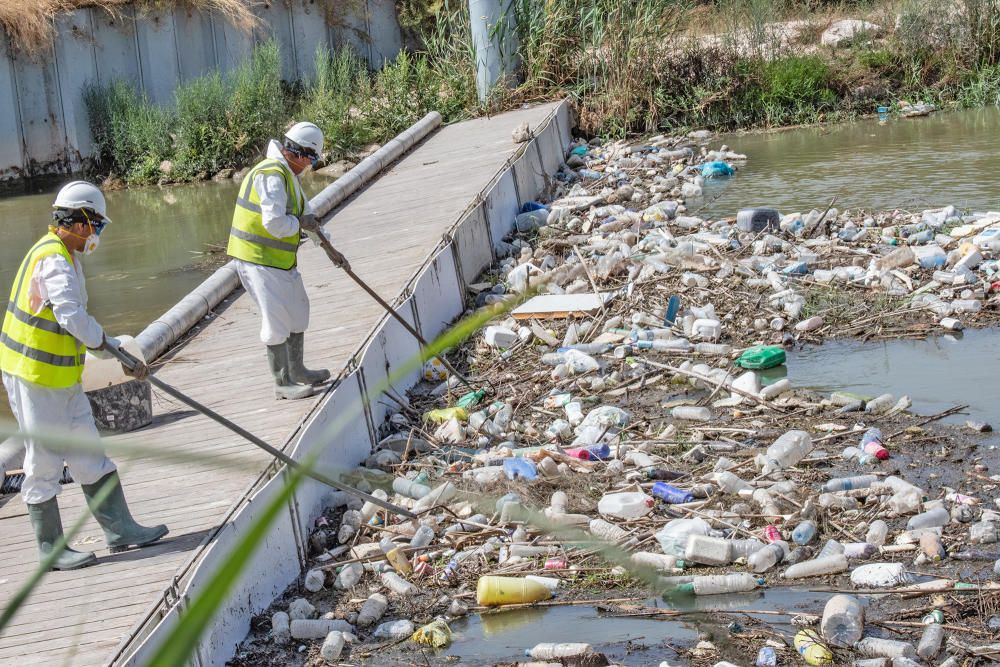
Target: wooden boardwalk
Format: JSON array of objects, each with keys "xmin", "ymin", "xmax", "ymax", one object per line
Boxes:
[{"xmin": 0, "ymin": 102, "xmax": 562, "ymax": 666}]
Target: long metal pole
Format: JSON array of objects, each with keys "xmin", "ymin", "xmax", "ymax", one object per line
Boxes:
[
  {"xmin": 103, "ymin": 345, "xmax": 416, "ymax": 519},
  {"xmin": 310, "ymin": 232, "xmax": 476, "ymax": 391}
]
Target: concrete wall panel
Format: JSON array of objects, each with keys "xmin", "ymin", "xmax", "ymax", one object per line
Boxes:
[
  {"xmin": 135, "ymin": 9, "xmax": 181, "ymax": 105},
  {"xmin": 412, "ymin": 244, "xmax": 464, "ymax": 340},
  {"xmin": 512, "ymin": 144, "xmax": 545, "ymax": 206},
  {"xmin": 174, "ymin": 9, "xmax": 219, "ymax": 82},
  {"xmin": 366, "ymin": 0, "xmax": 402, "ymax": 65},
  {"xmin": 11, "ymin": 49, "xmax": 66, "ymax": 173},
  {"xmin": 484, "ymin": 169, "xmax": 519, "ymax": 248},
  {"xmin": 92, "ymin": 8, "xmax": 142, "ymax": 87},
  {"xmin": 453, "ymin": 207, "xmax": 494, "ymax": 286},
  {"xmin": 255, "ymin": 0, "xmax": 296, "ymax": 79},
  {"xmin": 53, "ymin": 11, "xmax": 99, "ymax": 166},
  {"xmin": 0, "ymin": 35, "xmax": 25, "ymax": 180},
  {"xmin": 289, "ymin": 0, "xmax": 330, "ymax": 80}
]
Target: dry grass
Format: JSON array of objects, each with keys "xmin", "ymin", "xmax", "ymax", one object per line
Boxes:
[{"xmin": 0, "ymin": 0, "xmax": 259, "ymax": 53}]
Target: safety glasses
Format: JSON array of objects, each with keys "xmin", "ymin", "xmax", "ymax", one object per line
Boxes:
[{"xmin": 285, "ymin": 141, "xmax": 319, "ymax": 168}]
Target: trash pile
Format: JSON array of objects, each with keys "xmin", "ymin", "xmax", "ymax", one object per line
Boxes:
[{"xmin": 231, "ymin": 133, "xmax": 1000, "ymax": 667}]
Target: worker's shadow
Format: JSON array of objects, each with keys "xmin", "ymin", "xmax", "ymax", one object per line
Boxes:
[{"xmin": 96, "ymin": 526, "xmax": 215, "ymax": 564}]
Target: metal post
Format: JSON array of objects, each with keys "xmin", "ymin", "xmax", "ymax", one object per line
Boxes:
[{"xmin": 468, "ymin": 0, "xmax": 520, "ymax": 102}]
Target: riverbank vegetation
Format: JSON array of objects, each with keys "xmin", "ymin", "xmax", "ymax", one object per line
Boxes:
[{"xmin": 83, "ymin": 0, "xmax": 1000, "ymax": 186}]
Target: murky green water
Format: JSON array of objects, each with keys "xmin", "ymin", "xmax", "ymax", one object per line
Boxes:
[
  {"xmin": 788, "ymin": 328, "xmax": 1000, "ymax": 427},
  {"xmin": 702, "ymin": 107, "xmax": 1000, "ymax": 218}
]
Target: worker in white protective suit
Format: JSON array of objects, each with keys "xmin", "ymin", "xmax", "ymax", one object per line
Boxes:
[
  {"xmin": 226, "ymin": 121, "xmax": 349, "ymax": 400},
  {"xmin": 0, "ymin": 181, "xmax": 168, "ymax": 570}
]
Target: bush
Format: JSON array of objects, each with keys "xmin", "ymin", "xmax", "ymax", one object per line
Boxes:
[{"xmin": 300, "ymin": 47, "xmax": 374, "ymax": 158}]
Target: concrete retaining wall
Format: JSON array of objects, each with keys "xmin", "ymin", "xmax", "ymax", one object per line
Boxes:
[
  {"xmin": 0, "ymin": 0, "xmax": 402, "ymax": 183},
  {"xmin": 114, "ymin": 99, "xmax": 572, "ymax": 666}
]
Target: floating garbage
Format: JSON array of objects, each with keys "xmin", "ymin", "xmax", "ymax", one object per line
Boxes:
[{"xmin": 232, "ymin": 129, "xmax": 1000, "ymax": 667}]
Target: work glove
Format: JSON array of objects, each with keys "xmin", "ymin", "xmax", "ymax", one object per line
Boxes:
[
  {"xmin": 88, "ymin": 335, "xmax": 117, "ymax": 360},
  {"xmin": 326, "ymin": 244, "xmax": 351, "ymax": 271},
  {"xmin": 298, "ymin": 213, "xmax": 322, "ymax": 233},
  {"xmin": 98, "ymin": 335, "xmax": 150, "ymax": 382},
  {"xmin": 122, "ymin": 358, "xmax": 150, "ymax": 382}
]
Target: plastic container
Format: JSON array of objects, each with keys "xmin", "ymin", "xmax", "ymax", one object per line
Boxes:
[
  {"xmin": 503, "ymin": 458, "xmax": 538, "ymax": 481},
  {"xmin": 824, "ymin": 475, "xmax": 878, "ymax": 492},
  {"xmin": 590, "ymin": 518, "xmax": 630, "ymax": 543},
  {"xmin": 651, "ymin": 482, "xmax": 695, "ymax": 504},
  {"xmin": 713, "ymin": 471, "xmax": 752, "ymax": 494},
  {"xmin": 372, "ymin": 619, "xmax": 416, "ymax": 640},
  {"xmin": 782, "ymin": 554, "xmax": 849, "ymax": 579},
  {"xmin": 817, "ymin": 539, "xmax": 845, "ymax": 559},
  {"xmin": 656, "ymin": 518, "xmax": 712, "ymax": 556},
  {"xmin": 794, "ymin": 629, "xmax": 834, "ymax": 666},
  {"xmin": 736, "ymin": 345, "xmax": 786, "ymax": 369},
  {"xmin": 671, "ymin": 406, "xmax": 712, "ymax": 422},
  {"xmin": 860, "ymin": 428, "xmax": 890, "ymax": 460},
  {"xmin": 320, "ymin": 631, "xmax": 345, "ymax": 661},
  {"xmin": 357, "ymin": 593, "xmax": 388, "ymax": 627},
  {"xmin": 850, "ymin": 562, "xmax": 913, "ymax": 588},
  {"xmin": 528, "ymin": 643, "xmax": 592, "ymax": 660},
  {"xmin": 632, "ymin": 551, "xmax": 683, "ymax": 572},
  {"xmin": 855, "ymin": 637, "xmax": 917, "ymax": 659},
  {"xmin": 920, "ymin": 532, "xmax": 947, "ymax": 560},
  {"xmin": 676, "ymin": 573, "xmax": 761, "ymax": 595},
  {"xmin": 393, "ymin": 477, "xmax": 431, "ymax": 500},
  {"xmin": 737, "ymin": 207, "xmax": 780, "ymax": 233},
  {"xmin": 821, "ymin": 594, "xmax": 864, "ymax": 647},
  {"xmin": 476, "ymin": 576, "xmax": 553, "ymax": 606},
  {"xmin": 844, "ymin": 542, "xmax": 877, "ymax": 560},
  {"xmin": 907, "ymin": 506, "xmax": 950, "ymax": 530},
  {"xmin": 757, "ymin": 430, "xmax": 812, "ymax": 473},
  {"xmin": 841, "ymin": 446, "xmax": 876, "ymax": 465},
  {"xmin": 917, "ymin": 622, "xmax": 944, "ymax": 660},
  {"xmin": 598, "ymin": 491, "xmax": 653, "ymax": 519},
  {"xmin": 684, "ymin": 534, "xmax": 734, "ymax": 566},
  {"xmin": 792, "ymin": 520, "xmax": 817, "ymax": 546},
  {"xmin": 381, "ymin": 570, "xmax": 418, "ymax": 595},
  {"xmin": 866, "ymin": 520, "xmax": 889, "ymax": 546},
  {"xmin": 748, "ymin": 541, "xmax": 786, "ymax": 573}
]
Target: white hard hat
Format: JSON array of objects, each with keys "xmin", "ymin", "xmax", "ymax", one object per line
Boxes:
[
  {"xmin": 52, "ymin": 180, "xmax": 111, "ymax": 224},
  {"xmin": 284, "ymin": 121, "xmax": 324, "ymax": 157}
]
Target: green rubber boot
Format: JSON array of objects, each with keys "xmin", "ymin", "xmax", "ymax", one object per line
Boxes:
[
  {"xmin": 267, "ymin": 343, "xmax": 317, "ymax": 400},
  {"xmin": 26, "ymin": 497, "xmax": 97, "ymax": 570},
  {"xmin": 81, "ymin": 471, "xmax": 168, "ymax": 554},
  {"xmin": 286, "ymin": 332, "xmax": 330, "ymax": 385}
]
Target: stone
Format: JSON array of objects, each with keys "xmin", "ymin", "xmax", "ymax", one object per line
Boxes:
[
  {"xmin": 512, "ymin": 121, "xmax": 532, "ymax": 143},
  {"xmin": 158, "ymin": 160, "xmax": 173, "ymax": 176},
  {"xmin": 357, "ymin": 143, "xmax": 381, "ymax": 159},
  {"xmin": 303, "ymin": 568, "xmax": 326, "ymax": 592},
  {"xmin": 232, "ymin": 166, "xmax": 250, "ymax": 182},
  {"xmin": 271, "ymin": 611, "xmax": 290, "ymax": 644},
  {"xmin": 316, "ymin": 159, "xmax": 356, "ymax": 179},
  {"xmin": 212, "ymin": 168, "xmax": 233, "ymax": 182},
  {"xmin": 288, "ymin": 597, "xmax": 316, "ymax": 620},
  {"xmin": 821, "ymin": 19, "xmax": 881, "ymax": 47},
  {"xmin": 448, "ymin": 599, "xmax": 469, "ymax": 616}
]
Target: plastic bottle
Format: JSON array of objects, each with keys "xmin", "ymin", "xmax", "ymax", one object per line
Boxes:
[
  {"xmin": 782, "ymin": 554, "xmax": 849, "ymax": 579},
  {"xmin": 372, "ymin": 619, "xmax": 416, "ymax": 640},
  {"xmin": 861, "ymin": 428, "xmax": 890, "ymax": 460},
  {"xmin": 503, "ymin": 458, "xmax": 538, "ymax": 481},
  {"xmin": 748, "ymin": 541, "xmax": 787, "ymax": 573},
  {"xmin": 684, "ymin": 534, "xmax": 734, "ymax": 566},
  {"xmin": 906, "ymin": 506, "xmax": 950, "ymax": 530},
  {"xmin": 817, "ymin": 539, "xmax": 845, "ymax": 559},
  {"xmin": 820, "ymin": 594, "xmax": 864, "ymax": 647},
  {"xmin": 917, "ymin": 622, "xmax": 944, "ymax": 660},
  {"xmin": 850, "ymin": 562, "xmax": 912, "ymax": 588},
  {"xmin": 760, "ymin": 378, "xmax": 792, "ymax": 400},
  {"xmin": 320, "ymin": 631, "xmax": 346, "ymax": 661},
  {"xmin": 335, "ymin": 562, "xmax": 362, "ymax": 589},
  {"xmin": 527, "ymin": 643, "xmax": 592, "ymax": 660},
  {"xmin": 711, "ymin": 471, "xmax": 751, "ymax": 494},
  {"xmin": 656, "ymin": 518, "xmax": 712, "ymax": 556},
  {"xmin": 590, "ymin": 518, "xmax": 631, "ymax": 543},
  {"xmin": 476, "ymin": 576, "xmax": 553, "ymax": 606},
  {"xmin": 794, "ymin": 629, "xmax": 834, "ymax": 666},
  {"xmin": 844, "ymin": 542, "xmax": 877, "ymax": 560},
  {"xmin": 731, "ymin": 538, "xmax": 765, "ymax": 559},
  {"xmin": 793, "ymin": 520, "xmax": 817, "ymax": 545},
  {"xmin": 819, "ymin": 493, "xmax": 859, "ymax": 510},
  {"xmin": 671, "ymin": 406, "xmax": 712, "ymax": 421},
  {"xmin": 393, "ymin": 477, "xmax": 431, "ymax": 500},
  {"xmin": 841, "ymin": 446, "xmax": 876, "ymax": 465},
  {"xmin": 757, "ymin": 430, "xmax": 812, "ymax": 473},
  {"xmin": 676, "ymin": 573, "xmax": 761, "ymax": 595},
  {"xmin": 855, "ymin": 637, "xmax": 917, "ymax": 659},
  {"xmin": 970, "ymin": 521, "xmax": 998, "ymax": 544},
  {"xmin": 755, "ymin": 646, "xmax": 777, "ymax": 667},
  {"xmin": 920, "ymin": 532, "xmax": 947, "ymax": 560},
  {"xmin": 598, "ymin": 491, "xmax": 654, "ymax": 519},
  {"xmin": 866, "ymin": 520, "xmax": 889, "ymax": 546},
  {"xmin": 381, "ymin": 571, "xmax": 418, "ymax": 595},
  {"xmin": 632, "ymin": 551, "xmax": 683, "ymax": 572},
  {"xmin": 651, "ymin": 482, "xmax": 695, "ymax": 504},
  {"xmin": 360, "ymin": 489, "xmax": 389, "ymax": 524},
  {"xmin": 357, "ymin": 593, "xmax": 388, "ymax": 627},
  {"xmin": 824, "ymin": 475, "xmax": 878, "ymax": 492},
  {"xmin": 411, "ymin": 482, "xmax": 457, "ymax": 514}
]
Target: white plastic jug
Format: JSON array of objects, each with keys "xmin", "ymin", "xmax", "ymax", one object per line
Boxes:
[{"xmin": 597, "ymin": 491, "xmax": 653, "ymax": 519}]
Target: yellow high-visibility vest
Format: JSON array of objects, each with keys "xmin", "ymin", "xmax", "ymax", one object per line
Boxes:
[
  {"xmin": 0, "ymin": 232, "xmax": 87, "ymax": 388},
  {"xmin": 226, "ymin": 158, "xmax": 305, "ymax": 270}
]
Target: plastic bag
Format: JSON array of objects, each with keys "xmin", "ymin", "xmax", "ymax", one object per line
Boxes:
[{"xmin": 411, "ymin": 619, "xmax": 452, "ymax": 647}]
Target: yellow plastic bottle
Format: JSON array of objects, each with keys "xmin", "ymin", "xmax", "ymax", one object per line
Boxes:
[
  {"xmin": 476, "ymin": 576, "xmax": 553, "ymax": 606},
  {"xmin": 423, "ymin": 407, "xmax": 468, "ymax": 423},
  {"xmin": 794, "ymin": 629, "xmax": 833, "ymax": 666}
]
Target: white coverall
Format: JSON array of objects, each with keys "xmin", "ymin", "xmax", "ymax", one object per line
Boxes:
[
  {"xmin": 234, "ymin": 140, "xmax": 312, "ymax": 346},
  {"xmin": 2, "ymin": 251, "xmax": 116, "ymax": 504}
]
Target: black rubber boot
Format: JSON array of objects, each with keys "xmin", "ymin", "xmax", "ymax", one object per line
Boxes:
[
  {"xmin": 267, "ymin": 343, "xmax": 317, "ymax": 400},
  {"xmin": 81, "ymin": 471, "xmax": 168, "ymax": 554},
  {"xmin": 26, "ymin": 497, "xmax": 97, "ymax": 570},
  {"xmin": 286, "ymin": 332, "xmax": 330, "ymax": 385}
]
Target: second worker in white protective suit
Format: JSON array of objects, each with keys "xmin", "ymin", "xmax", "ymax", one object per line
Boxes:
[{"xmin": 226, "ymin": 122, "xmax": 349, "ymax": 400}]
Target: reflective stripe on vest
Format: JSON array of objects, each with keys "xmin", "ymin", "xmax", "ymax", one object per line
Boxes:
[
  {"xmin": 226, "ymin": 158, "xmax": 305, "ymax": 270},
  {"xmin": 0, "ymin": 233, "xmax": 87, "ymax": 388}
]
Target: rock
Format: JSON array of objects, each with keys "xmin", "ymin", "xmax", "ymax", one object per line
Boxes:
[
  {"xmin": 566, "ymin": 154, "xmax": 586, "ymax": 168},
  {"xmin": 303, "ymin": 568, "xmax": 326, "ymax": 592},
  {"xmin": 271, "ymin": 611, "xmax": 290, "ymax": 644},
  {"xmin": 821, "ymin": 19, "xmax": 881, "ymax": 47},
  {"xmin": 232, "ymin": 166, "xmax": 250, "ymax": 182},
  {"xmin": 158, "ymin": 160, "xmax": 173, "ymax": 176},
  {"xmin": 288, "ymin": 597, "xmax": 316, "ymax": 620},
  {"xmin": 212, "ymin": 168, "xmax": 234, "ymax": 182},
  {"xmin": 357, "ymin": 143, "xmax": 381, "ymax": 160},
  {"xmin": 967, "ymin": 421, "xmax": 993, "ymax": 433},
  {"xmin": 687, "ymin": 129, "xmax": 713, "ymax": 141},
  {"xmin": 512, "ymin": 121, "xmax": 532, "ymax": 143},
  {"xmin": 316, "ymin": 159, "xmax": 356, "ymax": 179},
  {"xmin": 372, "ymin": 618, "xmax": 414, "ymax": 639},
  {"xmin": 448, "ymin": 599, "xmax": 469, "ymax": 616}
]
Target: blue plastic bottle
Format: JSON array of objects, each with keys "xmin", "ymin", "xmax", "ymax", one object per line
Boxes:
[
  {"xmin": 651, "ymin": 482, "xmax": 695, "ymax": 504},
  {"xmin": 503, "ymin": 458, "xmax": 538, "ymax": 481},
  {"xmin": 792, "ymin": 520, "xmax": 817, "ymax": 546}
]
